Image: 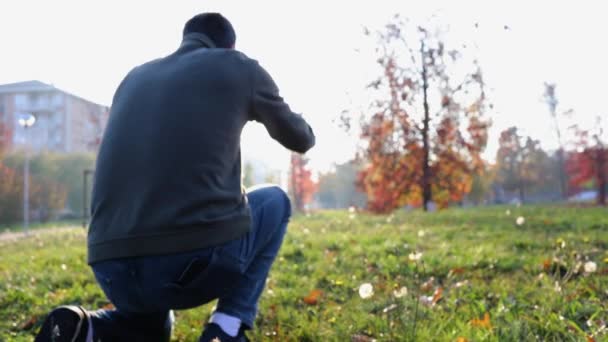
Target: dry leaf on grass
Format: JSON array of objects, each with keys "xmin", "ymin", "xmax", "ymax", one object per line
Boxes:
[
  {"xmin": 20, "ymin": 316, "xmax": 37, "ymax": 330},
  {"xmin": 432, "ymin": 287, "xmax": 443, "ymax": 304},
  {"xmin": 303, "ymin": 289, "xmax": 323, "ymax": 305},
  {"xmin": 470, "ymin": 312, "xmax": 492, "ymax": 329},
  {"xmin": 420, "ymin": 277, "xmax": 435, "ymax": 292},
  {"xmin": 449, "ymin": 267, "xmax": 465, "ymax": 276}
]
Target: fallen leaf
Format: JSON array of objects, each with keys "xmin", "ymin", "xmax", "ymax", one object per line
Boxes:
[
  {"xmin": 470, "ymin": 312, "xmax": 492, "ymax": 329},
  {"xmin": 20, "ymin": 316, "xmax": 37, "ymax": 330},
  {"xmin": 420, "ymin": 277, "xmax": 435, "ymax": 292},
  {"xmin": 542, "ymin": 259, "xmax": 552, "ymax": 271},
  {"xmin": 432, "ymin": 287, "xmax": 443, "ymax": 304},
  {"xmin": 303, "ymin": 289, "xmax": 323, "ymax": 305},
  {"xmin": 450, "ymin": 267, "xmax": 465, "ymax": 275}
]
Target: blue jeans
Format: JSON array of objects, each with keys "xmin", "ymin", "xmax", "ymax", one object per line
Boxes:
[{"xmin": 90, "ymin": 185, "xmax": 291, "ymax": 339}]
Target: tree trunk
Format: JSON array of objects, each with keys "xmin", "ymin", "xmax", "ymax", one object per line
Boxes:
[
  {"xmin": 546, "ymin": 83, "xmax": 568, "ymax": 199},
  {"xmin": 421, "ymin": 40, "xmax": 432, "ymax": 212},
  {"xmin": 290, "ymin": 154, "xmax": 303, "ymax": 212},
  {"xmin": 517, "ymin": 160, "xmax": 525, "ymax": 204},
  {"xmin": 556, "ymin": 148, "xmax": 567, "ymax": 199}
]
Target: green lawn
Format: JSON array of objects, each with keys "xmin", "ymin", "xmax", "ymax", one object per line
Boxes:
[
  {"xmin": 1, "ymin": 206, "xmax": 607, "ymax": 341},
  {"xmin": 0, "ymin": 218, "xmax": 83, "ymax": 233}
]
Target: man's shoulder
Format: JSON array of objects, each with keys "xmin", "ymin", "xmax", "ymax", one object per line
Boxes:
[{"xmin": 184, "ymin": 48, "xmax": 253, "ymax": 65}]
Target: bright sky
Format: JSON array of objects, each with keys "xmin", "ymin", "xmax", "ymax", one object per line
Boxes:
[{"xmin": 1, "ymin": 0, "xmax": 605, "ymax": 175}]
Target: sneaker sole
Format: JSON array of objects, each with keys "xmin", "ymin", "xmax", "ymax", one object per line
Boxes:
[{"xmin": 35, "ymin": 305, "xmax": 88, "ymax": 342}]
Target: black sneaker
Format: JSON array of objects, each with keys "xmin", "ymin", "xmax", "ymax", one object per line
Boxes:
[
  {"xmin": 199, "ymin": 323, "xmax": 249, "ymax": 342},
  {"xmin": 35, "ymin": 305, "xmax": 92, "ymax": 342}
]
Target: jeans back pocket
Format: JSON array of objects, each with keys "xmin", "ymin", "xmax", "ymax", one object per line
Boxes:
[{"xmin": 163, "ymin": 248, "xmax": 240, "ymax": 310}]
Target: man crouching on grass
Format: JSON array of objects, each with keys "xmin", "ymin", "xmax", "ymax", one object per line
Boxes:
[{"xmin": 35, "ymin": 12, "xmax": 315, "ymax": 342}]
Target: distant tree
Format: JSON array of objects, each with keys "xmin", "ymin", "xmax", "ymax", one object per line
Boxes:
[
  {"xmin": 54, "ymin": 153, "xmax": 96, "ymax": 215},
  {"xmin": 344, "ymin": 17, "xmax": 490, "ymax": 212},
  {"xmin": 2, "ymin": 153, "xmax": 94, "ymax": 221},
  {"xmin": 0, "ymin": 120, "xmax": 23, "ymax": 223},
  {"xmin": 566, "ymin": 116, "xmax": 607, "ymax": 205},
  {"xmin": 289, "ymin": 153, "xmax": 317, "ymax": 212},
  {"xmin": 316, "ymin": 160, "xmax": 367, "ymax": 209},
  {"xmin": 29, "ymin": 173, "xmax": 67, "ymax": 221},
  {"xmin": 543, "ymin": 83, "xmax": 569, "ymax": 198},
  {"xmin": 467, "ymin": 162, "xmax": 496, "ymax": 205},
  {"xmin": 0, "ymin": 164, "xmax": 23, "ymax": 223},
  {"xmin": 496, "ymin": 127, "xmax": 553, "ymax": 203},
  {"xmin": 0, "ymin": 117, "xmax": 6, "ymax": 156}
]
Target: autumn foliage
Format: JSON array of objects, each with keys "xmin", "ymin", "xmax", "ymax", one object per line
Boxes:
[
  {"xmin": 566, "ymin": 118, "xmax": 607, "ymax": 205},
  {"xmin": 289, "ymin": 153, "xmax": 317, "ymax": 212},
  {"xmin": 351, "ymin": 19, "xmax": 490, "ymax": 212}
]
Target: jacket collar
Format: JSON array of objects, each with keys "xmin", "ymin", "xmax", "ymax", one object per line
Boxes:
[{"xmin": 179, "ymin": 32, "xmax": 217, "ymax": 50}]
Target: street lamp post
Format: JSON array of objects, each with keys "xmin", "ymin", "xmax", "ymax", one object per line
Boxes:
[{"xmin": 17, "ymin": 113, "xmax": 36, "ymax": 235}]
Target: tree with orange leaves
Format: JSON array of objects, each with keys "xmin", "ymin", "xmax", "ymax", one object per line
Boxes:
[
  {"xmin": 566, "ymin": 116, "xmax": 607, "ymax": 205},
  {"xmin": 346, "ymin": 17, "xmax": 490, "ymax": 212},
  {"xmin": 289, "ymin": 153, "xmax": 317, "ymax": 212}
]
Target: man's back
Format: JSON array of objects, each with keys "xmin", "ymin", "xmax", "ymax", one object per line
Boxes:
[
  {"xmin": 36, "ymin": 14, "xmax": 314, "ymax": 342},
  {"xmin": 88, "ymin": 36, "xmax": 314, "ymax": 264}
]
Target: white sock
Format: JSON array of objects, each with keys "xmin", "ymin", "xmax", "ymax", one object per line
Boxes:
[{"xmin": 209, "ymin": 312, "xmax": 241, "ymax": 337}]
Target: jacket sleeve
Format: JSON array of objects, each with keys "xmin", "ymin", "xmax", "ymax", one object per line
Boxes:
[{"xmin": 248, "ymin": 60, "xmax": 315, "ymax": 154}]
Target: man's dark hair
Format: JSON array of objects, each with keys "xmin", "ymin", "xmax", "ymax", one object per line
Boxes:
[{"xmin": 183, "ymin": 13, "xmax": 236, "ymax": 48}]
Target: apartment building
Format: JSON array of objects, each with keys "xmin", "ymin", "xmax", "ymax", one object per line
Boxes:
[{"xmin": 0, "ymin": 80, "xmax": 109, "ymax": 153}]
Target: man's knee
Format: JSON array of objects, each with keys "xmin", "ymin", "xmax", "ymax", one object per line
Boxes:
[
  {"xmin": 248, "ymin": 184, "xmax": 292, "ymax": 224},
  {"xmin": 265, "ymin": 185, "xmax": 291, "ymax": 221}
]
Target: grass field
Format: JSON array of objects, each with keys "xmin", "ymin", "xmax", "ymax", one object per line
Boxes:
[
  {"xmin": 0, "ymin": 219, "xmax": 82, "ymax": 233},
  {"xmin": 1, "ymin": 206, "xmax": 607, "ymax": 341}
]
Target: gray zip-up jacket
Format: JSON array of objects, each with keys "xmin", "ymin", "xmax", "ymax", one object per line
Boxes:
[{"xmin": 87, "ymin": 33, "xmax": 315, "ymax": 264}]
